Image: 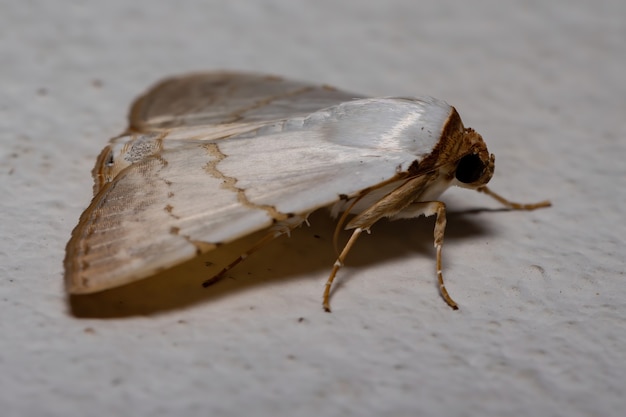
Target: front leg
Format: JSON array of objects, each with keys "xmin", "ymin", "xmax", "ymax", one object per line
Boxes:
[{"xmin": 393, "ymin": 201, "xmax": 459, "ymax": 310}]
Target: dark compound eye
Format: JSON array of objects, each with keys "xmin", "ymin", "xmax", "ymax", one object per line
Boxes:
[{"xmin": 455, "ymin": 154, "xmax": 485, "ymax": 184}]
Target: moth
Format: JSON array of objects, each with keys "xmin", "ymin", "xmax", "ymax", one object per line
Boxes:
[{"xmin": 65, "ymin": 71, "xmax": 550, "ymax": 311}]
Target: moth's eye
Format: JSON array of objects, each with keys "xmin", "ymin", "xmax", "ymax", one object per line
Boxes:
[{"xmin": 455, "ymin": 154, "xmax": 485, "ymax": 184}]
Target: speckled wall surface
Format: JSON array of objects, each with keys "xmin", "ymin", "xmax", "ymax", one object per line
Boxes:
[{"xmin": 1, "ymin": 1, "xmax": 624, "ymax": 416}]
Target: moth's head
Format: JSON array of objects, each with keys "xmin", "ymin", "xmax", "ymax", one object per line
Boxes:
[{"xmin": 452, "ymin": 128, "xmax": 495, "ymax": 189}]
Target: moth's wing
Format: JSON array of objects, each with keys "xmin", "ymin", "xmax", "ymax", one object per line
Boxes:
[
  {"xmin": 67, "ymin": 72, "xmax": 366, "ymax": 293},
  {"xmin": 66, "ymin": 73, "xmax": 456, "ymax": 294},
  {"xmin": 66, "ymin": 139, "xmax": 264, "ymax": 294},
  {"xmin": 128, "ymin": 71, "xmax": 364, "ymax": 131},
  {"xmin": 91, "ymin": 72, "xmax": 366, "ymax": 194},
  {"xmin": 65, "ymin": 130, "xmax": 422, "ymax": 294}
]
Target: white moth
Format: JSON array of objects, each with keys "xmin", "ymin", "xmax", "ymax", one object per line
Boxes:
[{"xmin": 65, "ymin": 72, "xmax": 550, "ymax": 311}]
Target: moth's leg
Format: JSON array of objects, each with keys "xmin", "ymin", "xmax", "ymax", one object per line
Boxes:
[
  {"xmin": 323, "ymin": 227, "xmax": 364, "ymax": 312},
  {"xmin": 477, "ymin": 186, "xmax": 551, "ymax": 210},
  {"xmin": 202, "ymin": 217, "xmax": 306, "ymax": 288},
  {"xmin": 394, "ymin": 201, "xmax": 458, "ymax": 310}
]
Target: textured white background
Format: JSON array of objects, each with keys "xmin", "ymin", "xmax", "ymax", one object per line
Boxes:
[{"xmin": 1, "ymin": 1, "xmax": 625, "ymax": 416}]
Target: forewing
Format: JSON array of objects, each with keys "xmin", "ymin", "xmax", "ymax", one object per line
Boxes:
[
  {"xmin": 66, "ymin": 139, "xmax": 269, "ymax": 293},
  {"xmin": 65, "ymin": 131, "xmax": 417, "ymax": 294},
  {"xmin": 66, "ymin": 72, "xmax": 366, "ymax": 293}
]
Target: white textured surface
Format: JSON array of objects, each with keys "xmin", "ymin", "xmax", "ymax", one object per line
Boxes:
[{"xmin": 1, "ymin": 1, "xmax": 625, "ymax": 416}]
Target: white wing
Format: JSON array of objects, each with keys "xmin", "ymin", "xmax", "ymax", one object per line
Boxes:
[{"xmin": 65, "ymin": 72, "xmax": 460, "ymax": 293}]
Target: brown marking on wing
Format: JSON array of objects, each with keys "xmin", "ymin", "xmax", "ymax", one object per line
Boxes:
[{"xmin": 202, "ymin": 142, "xmax": 290, "ymax": 223}]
